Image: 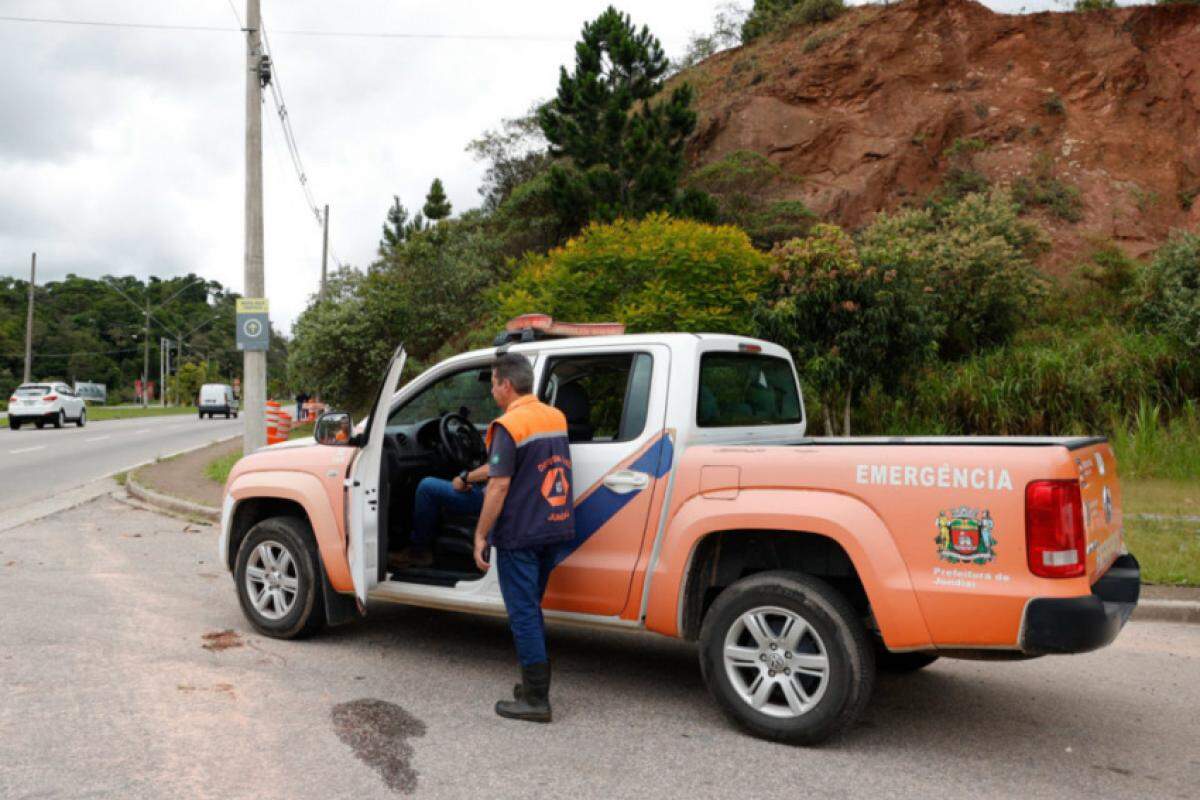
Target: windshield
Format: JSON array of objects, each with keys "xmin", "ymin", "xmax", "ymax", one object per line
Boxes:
[{"xmin": 15, "ymin": 385, "xmax": 51, "ymax": 397}]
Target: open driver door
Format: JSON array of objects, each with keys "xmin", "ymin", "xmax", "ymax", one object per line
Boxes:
[{"xmin": 346, "ymin": 344, "xmax": 406, "ymax": 609}]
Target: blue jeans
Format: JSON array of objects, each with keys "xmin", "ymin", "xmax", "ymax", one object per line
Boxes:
[
  {"xmin": 411, "ymin": 477, "xmax": 484, "ymax": 548},
  {"xmin": 496, "ymin": 546, "xmax": 558, "ymax": 667}
]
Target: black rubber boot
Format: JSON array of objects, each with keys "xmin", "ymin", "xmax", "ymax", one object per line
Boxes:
[
  {"xmin": 496, "ymin": 662, "xmax": 551, "ymax": 723},
  {"xmin": 512, "ymin": 661, "xmax": 550, "ymax": 700}
]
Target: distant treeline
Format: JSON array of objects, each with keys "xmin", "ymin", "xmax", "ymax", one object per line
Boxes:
[{"xmin": 0, "ymin": 273, "xmax": 286, "ymax": 403}]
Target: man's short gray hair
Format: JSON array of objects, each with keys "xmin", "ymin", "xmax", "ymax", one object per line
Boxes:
[{"xmin": 493, "ymin": 353, "xmax": 534, "ymax": 395}]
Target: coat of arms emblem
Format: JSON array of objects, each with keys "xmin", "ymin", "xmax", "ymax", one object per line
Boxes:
[{"xmin": 935, "ymin": 506, "xmax": 998, "ymax": 565}]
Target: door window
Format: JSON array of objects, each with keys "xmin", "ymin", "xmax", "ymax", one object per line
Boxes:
[
  {"xmin": 697, "ymin": 353, "xmax": 802, "ymax": 427},
  {"xmin": 388, "ymin": 365, "xmax": 500, "ymax": 427},
  {"xmin": 539, "ymin": 353, "xmax": 652, "ymax": 443}
]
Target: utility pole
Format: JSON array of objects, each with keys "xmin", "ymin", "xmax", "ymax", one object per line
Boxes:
[
  {"xmin": 142, "ymin": 308, "xmax": 150, "ymax": 408},
  {"xmin": 243, "ymin": 0, "xmax": 266, "ymax": 452},
  {"xmin": 160, "ymin": 337, "xmax": 167, "ymax": 407},
  {"xmin": 320, "ymin": 204, "xmax": 329, "ymax": 301},
  {"xmin": 23, "ymin": 253, "xmax": 35, "ymax": 384}
]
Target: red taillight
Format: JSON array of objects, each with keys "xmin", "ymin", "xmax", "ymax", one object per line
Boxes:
[
  {"xmin": 8, "ymin": 396, "xmax": 16, "ymax": 403},
  {"xmin": 1026, "ymin": 479, "xmax": 1086, "ymax": 578},
  {"xmin": 43, "ymin": 395, "xmax": 57, "ymax": 403}
]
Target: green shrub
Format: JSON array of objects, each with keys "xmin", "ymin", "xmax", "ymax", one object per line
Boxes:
[
  {"xmin": 1078, "ymin": 243, "xmax": 1138, "ymax": 297},
  {"xmin": 858, "ymin": 323, "xmax": 1200, "ymax": 436},
  {"xmin": 685, "ymin": 151, "xmax": 816, "ymax": 250},
  {"xmin": 860, "ymin": 189, "xmax": 1048, "ymax": 360},
  {"xmin": 1135, "ymin": 231, "xmax": 1200, "ymax": 351},
  {"xmin": 758, "ymin": 224, "xmax": 940, "ymax": 434},
  {"xmin": 742, "ymin": 0, "xmax": 846, "ymax": 42},
  {"xmin": 1074, "ymin": 0, "xmax": 1116, "ymax": 10},
  {"xmin": 928, "ymin": 138, "xmax": 991, "ymax": 210},
  {"xmin": 1011, "ymin": 153, "xmax": 1084, "ymax": 222},
  {"xmin": 1043, "ymin": 93, "xmax": 1066, "ymax": 115},
  {"xmin": 494, "ymin": 213, "xmax": 769, "ymax": 335},
  {"xmin": 1111, "ymin": 400, "xmax": 1200, "ymax": 480}
]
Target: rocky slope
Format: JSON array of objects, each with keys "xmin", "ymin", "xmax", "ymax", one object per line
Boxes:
[{"xmin": 679, "ymin": 0, "xmax": 1200, "ymax": 269}]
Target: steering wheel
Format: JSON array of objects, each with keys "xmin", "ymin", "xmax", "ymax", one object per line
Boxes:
[{"xmin": 438, "ymin": 412, "xmax": 486, "ymax": 470}]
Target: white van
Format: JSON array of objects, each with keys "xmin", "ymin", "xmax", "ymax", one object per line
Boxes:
[{"xmin": 198, "ymin": 384, "xmax": 239, "ymax": 419}]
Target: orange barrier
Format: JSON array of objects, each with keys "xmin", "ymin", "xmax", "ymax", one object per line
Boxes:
[
  {"xmin": 265, "ymin": 401, "xmax": 282, "ymax": 444},
  {"xmin": 273, "ymin": 411, "xmax": 292, "ymax": 444}
]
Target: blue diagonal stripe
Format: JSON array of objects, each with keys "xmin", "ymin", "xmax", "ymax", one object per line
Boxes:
[{"xmin": 553, "ymin": 433, "xmax": 674, "ymax": 566}]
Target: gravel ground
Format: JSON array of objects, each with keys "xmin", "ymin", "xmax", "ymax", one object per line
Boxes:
[{"xmin": 1, "ymin": 494, "xmax": 1198, "ymax": 800}]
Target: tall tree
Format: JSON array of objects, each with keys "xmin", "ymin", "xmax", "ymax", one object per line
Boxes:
[
  {"xmin": 380, "ymin": 196, "xmax": 410, "ymax": 255},
  {"xmin": 537, "ymin": 6, "xmax": 706, "ymax": 230},
  {"xmin": 379, "ymin": 196, "xmax": 426, "ymax": 256},
  {"xmin": 422, "ymin": 178, "xmax": 453, "ymax": 221}
]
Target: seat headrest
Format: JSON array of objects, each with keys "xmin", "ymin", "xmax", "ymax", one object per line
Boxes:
[{"xmin": 554, "ymin": 382, "xmax": 591, "ymax": 424}]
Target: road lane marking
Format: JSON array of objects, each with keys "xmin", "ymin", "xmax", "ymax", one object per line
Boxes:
[
  {"xmin": 134, "ymin": 429, "xmax": 151, "ymax": 434},
  {"xmin": 86, "ymin": 436, "xmax": 111, "ymax": 443},
  {"xmin": 8, "ymin": 446, "xmax": 45, "ymax": 454}
]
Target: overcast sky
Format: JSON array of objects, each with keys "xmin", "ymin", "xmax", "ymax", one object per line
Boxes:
[{"xmin": 0, "ymin": 0, "xmax": 1144, "ymax": 335}]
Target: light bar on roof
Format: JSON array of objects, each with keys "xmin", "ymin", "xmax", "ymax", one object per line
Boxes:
[{"xmin": 504, "ymin": 314, "xmax": 625, "ymax": 338}]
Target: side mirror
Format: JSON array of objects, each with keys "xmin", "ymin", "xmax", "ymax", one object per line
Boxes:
[{"xmin": 315, "ymin": 412, "xmax": 353, "ymax": 446}]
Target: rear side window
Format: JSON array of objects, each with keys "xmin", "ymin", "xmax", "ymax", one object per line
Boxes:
[
  {"xmin": 15, "ymin": 385, "xmax": 50, "ymax": 397},
  {"xmin": 539, "ymin": 352, "xmax": 653, "ymax": 443},
  {"xmin": 697, "ymin": 353, "xmax": 802, "ymax": 428}
]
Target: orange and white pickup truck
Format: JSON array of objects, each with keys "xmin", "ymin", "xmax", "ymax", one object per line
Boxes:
[{"xmin": 219, "ymin": 317, "xmax": 1140, "ymax": 744}]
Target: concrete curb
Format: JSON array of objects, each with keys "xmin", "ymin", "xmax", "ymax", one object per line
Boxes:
[
  {"xmin": 1132, "ymin": 599, "xmax": 1200, "ymax": 625},
  {"xmin": 125, "ymin": 472, "xmax": 220, "ymax": 522}
]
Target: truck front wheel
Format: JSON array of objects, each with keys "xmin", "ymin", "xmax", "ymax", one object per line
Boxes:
[
  {"xmin": 234, "ymin": 516, "xmax": 326, "ymax": 639},
  {"xmin": 698, "ymin": 571, "xmax": 875, "ymax": 745}
]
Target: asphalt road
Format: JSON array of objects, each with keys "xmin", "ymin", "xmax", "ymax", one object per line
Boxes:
[
  {"xmin": 1, "ymin": 494, "xmax": 1197, "ymax": 800},
  {"xmin": 0, "ymin": 413, "xmax": 241, "ymax": 512}
]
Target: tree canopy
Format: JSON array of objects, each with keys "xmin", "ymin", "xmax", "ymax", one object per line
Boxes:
[{"xmin": 537, "ymin": 6, "xmax": 705, "ymax": 231}]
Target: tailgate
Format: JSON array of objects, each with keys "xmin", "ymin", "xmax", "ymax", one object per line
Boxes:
[{"xmin": 1074, "ymin": 442, "xmax": 1123, "ymax": 582}]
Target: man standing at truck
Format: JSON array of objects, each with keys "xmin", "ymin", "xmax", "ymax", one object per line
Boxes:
[{"xmin": 472, "ymin": 352, "xmax": 575, "ymax": 723}]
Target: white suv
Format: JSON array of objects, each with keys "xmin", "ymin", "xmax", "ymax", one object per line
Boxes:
[{"xmin": 7, "ymin": 383, "xmax": 86, "ymax": 430}]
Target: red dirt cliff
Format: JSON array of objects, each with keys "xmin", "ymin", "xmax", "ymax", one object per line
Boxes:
[{"xmin": 681, "ymin": 0, "xmax": 1200, "ymax": 269}]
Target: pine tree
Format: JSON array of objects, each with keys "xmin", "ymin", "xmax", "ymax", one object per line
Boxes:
[
  {"xmin": 537, "ymin": 6, "xmax": 705, "ymax": 230},
  {"xmin": 422, "ymin": 178, "xmax": 452, "ymax": 221},
  {"xmin": 380, "ymin": 196, "xmax": 410, "ymax": 255}
]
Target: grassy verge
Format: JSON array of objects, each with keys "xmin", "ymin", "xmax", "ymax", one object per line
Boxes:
[
  {"xmin": 1124, "ymin": 516, "xmax": 1200, "ymax": 586},
  {"xmin": 88, "ymin": 405, "xmax": 201, "ymax": 422},
  {"xmin": 205, "ymin": 422, "xmax": 315, "ymax": 485},
  {"xmin": 1120, "ymin": 477, "xmax": 1198, "ymax": 586},
  {"xmin": 204, "ymin": 452, "xmax": 241, "ymax": 485}
]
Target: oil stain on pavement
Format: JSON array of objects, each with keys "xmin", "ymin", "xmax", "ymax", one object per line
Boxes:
[{"xmin": 332, "ymin": 698, "xmax": 427, "ymax": 794}]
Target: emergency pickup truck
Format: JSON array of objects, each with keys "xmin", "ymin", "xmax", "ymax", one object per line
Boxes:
[{"xmin": 219, "ymin": 315, "xmax": 1140, "ymax": 744}]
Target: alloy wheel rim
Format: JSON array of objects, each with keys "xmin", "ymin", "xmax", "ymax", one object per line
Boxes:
[
  {"xmin": 723, "ymin": 605, "xmax": 830, "ymax": 719},
  {"xmin": 244, "ymin": 539, "xmax": 299, "ymax": 621}
]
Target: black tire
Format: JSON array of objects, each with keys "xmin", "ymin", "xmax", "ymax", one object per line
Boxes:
[
  {"xmin": 233, "ymin": 411, "xmax": 239, "ymax": 419},
  {"xmin": 53, "ymin": 411, "xmax": 64, "ymax": 429},
  {"xmin": 34, "ymin": 420, "xmax": 44, "ymax": 429},
  {"xmin": 225, "ymin": 411, "xmax": 231, "ymax": 419},
  {"xmin": 9, "ymin": 419, "xmax": 20, "ymax": 430},
  {"xmin": 698, "ymin": 571, "xmax": 875, "ymax": 745},
  {"xmin": 75, "ymin": 409, "xmax": 86, "ymax": 428},
  {"xmin": 234, "ymin": 516, "xmax": 326, "ymax": 639},
  {"xmin": 875, "ymin": 647, "xmax": 939, "ymax": 674},
  {"xmin": 198, "ymin": 412, "xmax": 204, "ymax": 420}
]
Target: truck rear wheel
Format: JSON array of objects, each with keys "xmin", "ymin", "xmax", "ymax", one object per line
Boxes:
[
  {"xmin": 234, "ymin": 516, "xmax": 326, "ymax": 639},
  {"xmin": 698, "ymin": 571, "xmax": 874, "ymax": 745}
]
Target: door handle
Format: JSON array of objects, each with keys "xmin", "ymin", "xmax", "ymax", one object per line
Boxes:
[{"xmin": 603, "ymin": 470, "xmax": 649, "ymax": 494}]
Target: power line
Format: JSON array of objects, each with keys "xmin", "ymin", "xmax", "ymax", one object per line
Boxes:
[
  {"xmin": 0, "ymin": 13, "xmax": 567, "ymax": 42},
  {"xmin": 0, "ymin": 347, "xmax": 143, "ymax": 359},
  {"xmin": 224, "ymin": 0, "xmax": 243, "ymax": 30},
  {"xmin": 260, "ymin": 20, "xmax": 344, "ymax": 269},
  {"xmin": 0, "ymin": 14, "xmax": 231, "ymax": 33}
]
